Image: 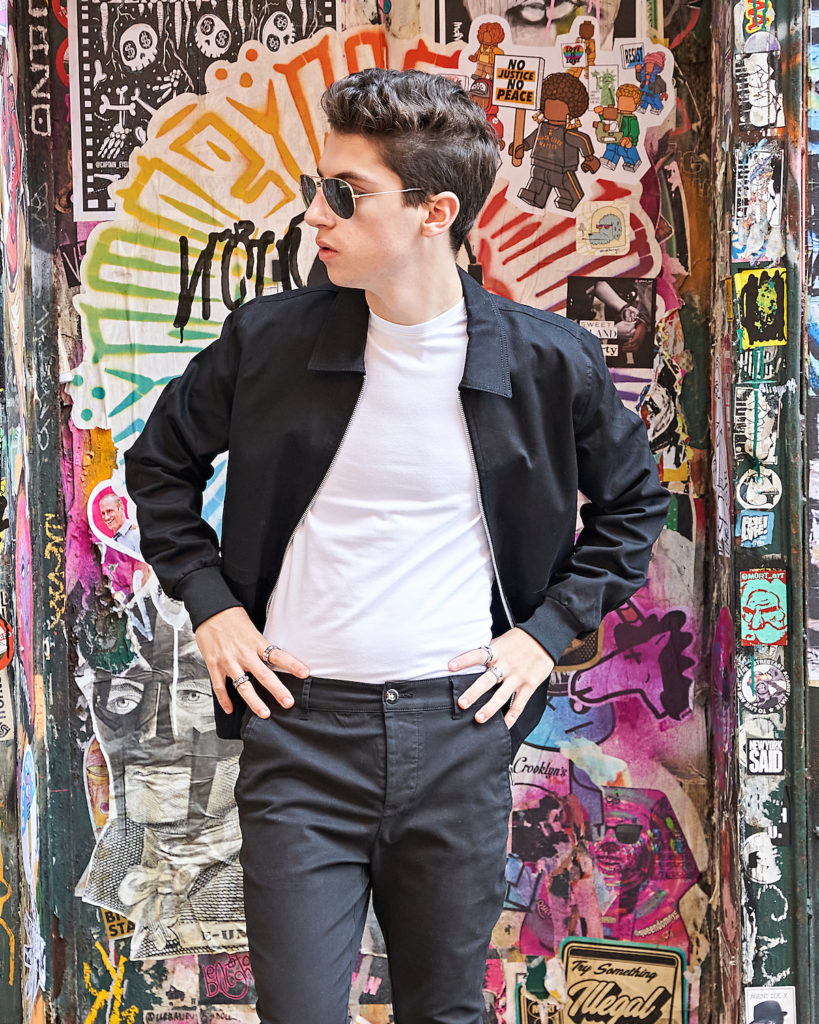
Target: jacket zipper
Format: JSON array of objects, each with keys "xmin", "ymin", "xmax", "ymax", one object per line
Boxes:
[
  {"xmin": 458, "ymin": 395, "xmax": 515, "ymax": 630},
  {"xmin": 265, "ymin": 374, "xmax": 368, "ymax": 619}
]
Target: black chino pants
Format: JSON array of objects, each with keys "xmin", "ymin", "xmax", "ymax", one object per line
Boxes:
[{"xmin": 234, "ymin": 672, "xmax": 514, "ymax": 1024}]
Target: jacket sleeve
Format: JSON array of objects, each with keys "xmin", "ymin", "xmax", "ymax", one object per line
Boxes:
[
  {"xmin": 123, "ymin": 312, "xmax": 244, "ymax": 630},
  {"xmin": 518, "ymin": 329, "xmax": 670, "ymax": 663}
]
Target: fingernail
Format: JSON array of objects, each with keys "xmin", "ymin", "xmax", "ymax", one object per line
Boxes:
[
  {"xmin": 458, "ymin": 697, "xmax": 468, "ymax": 708},
  {"xmin": 476, "ymin": 712, "xmax": 485, "ymax": 722},
  {"xmin": 284, "ymin": 698, "xmax": 294, "ymax": 708}
]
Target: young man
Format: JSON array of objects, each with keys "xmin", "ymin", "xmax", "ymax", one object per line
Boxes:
[{"xmin": 125, "ymin": 68, "xmax": 669, "ymax": 1024}]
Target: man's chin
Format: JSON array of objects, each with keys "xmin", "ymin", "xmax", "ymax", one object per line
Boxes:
[{"xmin": 321, "ymin": 261, "xmax": 360, "ymax": 290}]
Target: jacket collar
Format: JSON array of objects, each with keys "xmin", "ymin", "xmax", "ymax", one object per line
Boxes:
[{"xmin": 308, "ymin": 266, "xmax": 512, "ymax": 398}]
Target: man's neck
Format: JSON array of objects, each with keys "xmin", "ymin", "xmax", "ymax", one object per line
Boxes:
[{"xmin": 365, "ymin": 259, "xmax": 463, "ymax": 327}]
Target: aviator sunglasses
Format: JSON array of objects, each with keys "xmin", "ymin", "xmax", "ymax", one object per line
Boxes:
[{"xmin": 299, "ymin": 173, "xmax": 422, "ymax": 219}]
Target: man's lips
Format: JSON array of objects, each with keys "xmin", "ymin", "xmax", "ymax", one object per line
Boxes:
[{"xmin": 316, "ymin": 239, "xmax": 338, "ymax": 258}]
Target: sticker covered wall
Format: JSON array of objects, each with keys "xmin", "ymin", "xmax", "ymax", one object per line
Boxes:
[{"xmin": 711, "ymin": 0, "xmax": 809, "ymax": 1013}]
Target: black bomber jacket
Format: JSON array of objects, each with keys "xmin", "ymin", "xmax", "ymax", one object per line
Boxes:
[{"xmin": 124, "ymin": 268, "xmax": 670, "ymax": 741}]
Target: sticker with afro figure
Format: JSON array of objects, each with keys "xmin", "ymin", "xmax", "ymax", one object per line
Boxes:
[{"xmin": 457, "ymin": 14, "xmax": 675, "ymax": 219}]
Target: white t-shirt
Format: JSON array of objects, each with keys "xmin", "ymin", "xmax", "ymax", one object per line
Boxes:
[{"xmin": 264, "ymin": 298, "xmax": 494, "ymax": 682}]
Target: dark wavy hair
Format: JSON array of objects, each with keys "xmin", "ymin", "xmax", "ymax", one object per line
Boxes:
[{"xmin": 321, "ymin": 68, "xmax": 500, "ymax": 253}]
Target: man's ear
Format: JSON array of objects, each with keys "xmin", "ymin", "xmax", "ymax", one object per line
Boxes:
[{"xmin": 421, "ymin": 192, "xmax": 460, "ymax": 240}]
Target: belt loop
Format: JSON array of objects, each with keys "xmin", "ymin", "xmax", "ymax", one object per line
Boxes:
[
  {"xmin": 450, "ymin": 677, "xmax": 462, "ymax": 720},
  {"xmin": 298, "ymin": 677, "xmax": 312, "ymax": 719}
]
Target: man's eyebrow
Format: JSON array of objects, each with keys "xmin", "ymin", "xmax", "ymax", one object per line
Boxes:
[{"xmin": 315, "ymin": 167, "xmax": 380, "ymax": 189}]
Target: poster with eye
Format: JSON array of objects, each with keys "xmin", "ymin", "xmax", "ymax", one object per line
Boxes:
[
  {"xmin": 429, "ymin": 0, "xmax": 642, "ymax": 48},
  {"xmin": 76, "ymin": 607, "xmax": 246, "ymax": 959},
  {"xmin": 739, "ymin": 568, "xmax": 788, "ymax": 647},
  {"xmin": 68, "ymin": 0, "xmax": 338, "ymax": 219},
  {"xmin": 566, "ymin": 276, "xmax": 656, "ymax": 367}
]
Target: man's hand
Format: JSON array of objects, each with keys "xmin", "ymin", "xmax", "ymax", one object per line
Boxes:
[
  {"xmin": 194, "ymin": 607, "xmax": 310, "ymax": 719},
  {"xmin": 448, "ymin": 628, "xmax": 555, "ymax": 729}
]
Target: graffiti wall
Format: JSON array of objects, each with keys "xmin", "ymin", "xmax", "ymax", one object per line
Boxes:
[{"xmin": 3, "ymin": 0, "xmax": 720, "ymax": 1020}]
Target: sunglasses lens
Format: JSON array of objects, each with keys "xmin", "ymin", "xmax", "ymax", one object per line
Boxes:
[
  {"xmin": 613, "ymin": 824, "xmax": 642, "ymax": 844},
  {"xmin": 323, "ymin": 178, "xmax": 356, "ymax": 218},
  {"xmin": 299, "ymin": 175, "xmax": 316, "ymax": 208}
]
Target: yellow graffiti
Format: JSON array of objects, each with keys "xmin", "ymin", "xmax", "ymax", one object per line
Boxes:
[
  {"xmin": 169, "ymin": 109, "xmax": 296, "ymax": 214},
  {"xmin": 226, "ymin": 80, "xmax": 303, "ymax": 190},
  {"xmin": 44, "ymin": 514, "xmax": 66, "ymax": 626},
  {"xmin": 83, "ymin": 941, "xmax": 138, "ymax": 1024},
  {"xmin": 0, "ymin": 823, "xmax": 15, "ymax": 986}
]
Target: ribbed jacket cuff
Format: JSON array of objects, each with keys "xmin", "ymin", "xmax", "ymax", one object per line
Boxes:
[
  {"xmin": 517, "ymin": 596, "xmax": 585, "ymax": 665},
  {"xmin": 175, "ymin": 565, "xmax": 243, "ymax": 631}
]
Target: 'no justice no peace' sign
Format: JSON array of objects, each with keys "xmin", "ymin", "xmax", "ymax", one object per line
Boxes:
[{"xmin": 493, "ymin": 56, "xmax": 544, "ymax": 108}]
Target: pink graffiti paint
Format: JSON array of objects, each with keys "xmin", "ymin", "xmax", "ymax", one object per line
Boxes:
[
  {"xmin": 568, "ymin": 603, "xmax": 695, "ymax": 721},
  {"xmin": 201, "ymin": 952, "xmax": 254, "ymax": 1001}
]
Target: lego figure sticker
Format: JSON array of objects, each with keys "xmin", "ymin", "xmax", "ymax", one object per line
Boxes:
[{"xmin": 459, "ymin": 16, "xmax": 675, "ymax": 217}]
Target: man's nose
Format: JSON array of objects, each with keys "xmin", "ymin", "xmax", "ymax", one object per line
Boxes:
[{"xmin": 303, "ymin": 186, "xmax": 335, "ymax": 228}]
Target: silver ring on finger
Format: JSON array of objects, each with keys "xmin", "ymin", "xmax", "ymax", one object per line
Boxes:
[
  {"xmin": 480, "ymin": 644, "xmax": 495, "ymax": 665},
  {"xmin": 234, "ymin": 672, "xmax": 252, "ymax": 689},
  {"xmin": 489, "ymin": 664, "xmax": 504, "ymax": 684},
  {"xmin": 261, "ymin": 643, "xmax": 281, "ymax": 665}
]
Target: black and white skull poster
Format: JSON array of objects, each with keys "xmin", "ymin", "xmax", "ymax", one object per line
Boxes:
[{"xmin": 68, "ymin": 0, "xmax": 337, "ymax": 219}]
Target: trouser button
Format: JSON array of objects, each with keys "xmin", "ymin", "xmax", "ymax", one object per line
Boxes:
[{"xmin": 385, "ymin": 688, "xmax": 399, "ymax": 704}]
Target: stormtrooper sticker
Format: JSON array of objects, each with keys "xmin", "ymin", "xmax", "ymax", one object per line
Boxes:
[
  {"xmin": 740, "ymin": 568, "xmax": 787, "ymax": 646},
  {"xmin": 738, "ymin": 657, "xmax": 790, "ymax": 712}
]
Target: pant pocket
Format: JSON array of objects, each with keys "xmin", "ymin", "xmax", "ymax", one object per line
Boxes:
[{"xmin": 492, "ymin": 708, "xmax": 513, "ymax": 765}]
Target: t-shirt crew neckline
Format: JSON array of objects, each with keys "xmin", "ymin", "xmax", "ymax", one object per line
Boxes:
[{"xmin": 367, "ymin": 297, "xmax": 467, "ymax": 339}]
